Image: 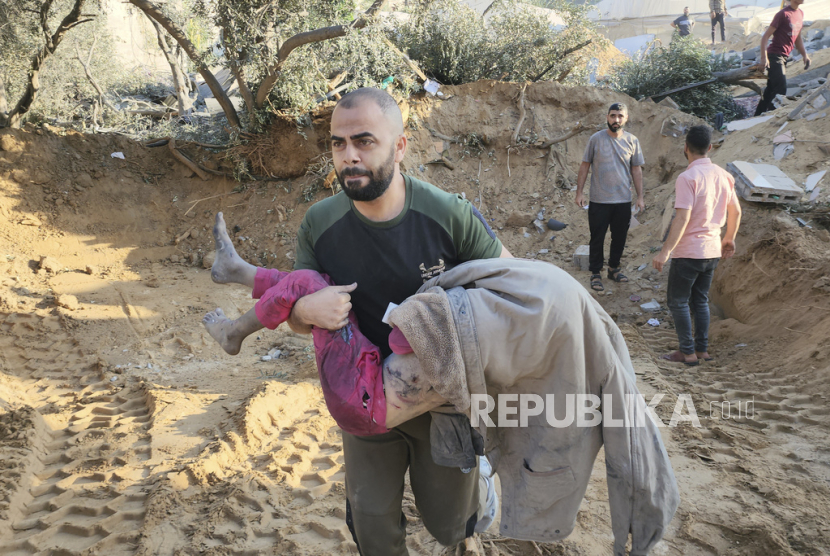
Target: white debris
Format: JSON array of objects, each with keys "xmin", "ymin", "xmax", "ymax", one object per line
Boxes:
[
  {"xmin": 805, "ymin": 170, "xmax": 826, "ymax": 192},
  {"xmin": 725, "ymin": 114, "xmax": 774, "ymax": 132}
]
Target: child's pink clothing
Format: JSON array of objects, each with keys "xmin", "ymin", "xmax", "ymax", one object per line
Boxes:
[{"xmin": 252, "ymin": 268, "xmax": 387, "ymax": 436}]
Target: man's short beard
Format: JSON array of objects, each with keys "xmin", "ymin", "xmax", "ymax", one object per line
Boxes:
[
  {"xmin": 337, "ymin": 147, "xmax": 396, "ymax": 202},
  {"xmin": 607, "ymin": 121, "xmax": 624, "ymax": 132}
]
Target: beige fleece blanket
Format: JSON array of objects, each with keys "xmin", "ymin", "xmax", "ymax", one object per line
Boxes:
[{"xmin": 387, "ymin": 286, "xmax": 470, "ymax": 413}]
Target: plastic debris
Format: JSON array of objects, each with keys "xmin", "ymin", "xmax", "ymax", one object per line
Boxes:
[
  {"xmin": 630, "ymin": 294, "xmax": 642, "ymax": 302},
  {"xmin": 773, "ymin": 143, "xmax": 794, "ymax": 160},
  {"xmin": 647, "ymin": 318, "xmax": 660, "ymax": 327},
  {"xmin": 638, "ymin": 263, "xmax": 648, "ymax": 271},
  {"xmin": 110, "ymin": 152, "xmax": 125, "ymax": 159},
  {"xmin": 423, "ymin": 79, "xmax": 441, "ymax": 96},
  {"xmin": 640, "ymin": 300, "xmax": 661, "ymax": 312},
  {"xmin": 547, "ymin": 218, "xmax": 567, "ymax": 231}
]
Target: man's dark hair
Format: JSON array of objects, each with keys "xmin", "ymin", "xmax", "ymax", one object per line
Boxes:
[
  {"xmin": 686, "ymin": 125, "xmax": 712, "ymax": 155},
  {"xmin": 608, "ymin": 102, "xmax": 628, "ymax": 114},
  {"xmin": 336, "ymin": 87, "xmax": 402, "ymax": 127}
]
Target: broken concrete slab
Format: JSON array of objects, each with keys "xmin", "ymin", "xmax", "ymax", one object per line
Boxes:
[
  {"xmin": 800, "ymin": 78, "xmax": 827, "ymax": 90},
  {"xmin": 773, "ymin": 131, "xmax": 794, "ymax": 144},
  {"xmin": 805, "ymin": 170, "xmax": 826, "ymax": 192},
  {"xmin": 726, "ymin": 114, "xmax": 774, "ymax": 132},
  {"xmin": 810, "ymin": 187, "xmax": 822, "ymax": 202},
  {"xmin": 660, "ymin": 117, "xmax": 686, "ymax": 138},
  {"xmin": 727, "ymin": 161, "xmax": 803, "ymax": 204},
  {"xmin": 658, "ymin": 96, "xmax": 680, "ymax": 110},
  {"xmin": 773, "ymin": 143, "xmax": 794, "ymax": 160},
  {"xmin": 805, "ymin": 111, "xmax": 827, "ymax": 121},
  {"xmin": 573, "ymin": 245, "xmax": 590, "ymax": 271}
]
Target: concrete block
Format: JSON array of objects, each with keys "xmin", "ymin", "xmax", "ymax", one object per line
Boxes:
[
  {"xmin": 660, "ymin": 117, "xmax": 685, "ymax": 138},
  {"xmin": 727, "ymin": 161, "xmax": 803, "ymax": 204},
  {"xmin": 573, "ymin": 245, "xmax": 590, "ymax": 271},
  {"xmin": 742, "ymin": 49, "xmax": 756, "ymax": 61},
  {"xmin": 806, "ymin": 28, "xmax": 825, "ymax": 42},
  {"xmin": 658, "ymin": 96, "xmax": 680, "ymax": 110}
]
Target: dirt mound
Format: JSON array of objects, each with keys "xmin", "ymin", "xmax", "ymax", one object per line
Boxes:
[{"xmin": 2, "ymin": 80, "xmax": 830, "ymax": 554}]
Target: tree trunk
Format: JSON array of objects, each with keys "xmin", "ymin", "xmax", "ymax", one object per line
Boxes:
[
  {"xmin": 129, "ymin": 0, "xmax": 241, "ymax": 128},
  {"xmin": 219, "ymin": 20, "xmax": 255, "ymax": 115},
  {"xmin": 150, "ymin": 18, "xmax": 193, "ymax": 116},
  {"xmin": 6, "ymin": 0, "xmax": 92, "ymax": 129},
  {"xmin": 253, "ymin": 0, "xmax": 387, "ymax": 109},
  {"xmin": 713, "ymin": 65, "xmax": 766, "ymax": 95}
]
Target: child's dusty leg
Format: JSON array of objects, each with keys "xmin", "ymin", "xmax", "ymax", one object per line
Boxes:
[
  {"xmin": 211, "ymin": 212, "xmax": 257, "ymax": 288},
  {"xmin": 202, "ymin": 306, "xmax": 264, "ymax": 355},
  {"xmin": 383, "ymin": 353, "xmax": 446, "ymax": 429}
]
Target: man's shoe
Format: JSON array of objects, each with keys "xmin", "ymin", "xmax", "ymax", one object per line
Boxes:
[{"xmin": 475, "ymin": 456, "xmax": 498, "ymax": 533}]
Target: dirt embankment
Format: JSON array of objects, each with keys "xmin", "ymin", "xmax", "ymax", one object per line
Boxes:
[{"xmin": 1, "ymin": 80, "xmax": 829, "ymax": 555}]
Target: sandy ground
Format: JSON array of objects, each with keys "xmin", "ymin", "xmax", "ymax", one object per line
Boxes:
[{"xmin": 1, "ymin": 81, "xmax": 830, "ymax": 556}]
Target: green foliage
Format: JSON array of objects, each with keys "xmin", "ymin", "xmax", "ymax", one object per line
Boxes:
[
  {"xmin": 392, "ymin": 0, "xmax": 605, "ymax": 85},
  {"xmin": 607, "ymin": 35, "xmax": 745, "ymax": 123}
]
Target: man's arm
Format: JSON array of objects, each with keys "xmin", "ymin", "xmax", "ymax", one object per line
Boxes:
[
  {"xmin": 287, "ymin": 283, "xmax": 358, "ymax": 334},
  {"xmin": 758, "ymin": 26, "xmax": 775, "ymax": 68},
  {"xmin": 721, "ymin": 192, "xmax": 742, "ymax": 259},
  {"xmin": 575, "ymin": 161, "xmax": 591, "ymax": 207},
  {"xmin": 499, "ymin": 245, "xmax": 514, "ymax": 258},
  {"xmin": 652, "ymin": 208, "xmax": 691, "ymax": 272},
  {"xmin": 795, "ymin": 34, "xmax": 812, "ymax": 69},
  {"xmin": 632, "ymin": 165, "xmax": 645, "ymax": 212}
]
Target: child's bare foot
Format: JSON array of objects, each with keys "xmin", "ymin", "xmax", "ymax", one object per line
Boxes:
[
  {"xmin": 202, "ymin": 308, "xmax": 244, "ymax": 355},
  {"xmin": 211, "ymin": 212, "xmax": 256, "ymax": 286}
]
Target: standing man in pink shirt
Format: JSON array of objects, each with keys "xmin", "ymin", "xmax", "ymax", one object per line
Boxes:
[
  {"xmin": 652, "ymin": 126, "xmax": 741, "ymax": 366},
  {"xmin": 754, "ymin": 0, "xmax": 811, "ymax": 116}
]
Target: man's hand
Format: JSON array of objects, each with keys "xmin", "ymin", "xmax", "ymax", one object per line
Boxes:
[
  {"xmin": 721, "ymin": 239, "xmax": 736, "ymax": 259},
  {"xmin": 292, "ymin": 283, "xmax": 357, "ymax": 331},
  {"xmin": 635, "ymin": 196, "xmax": 645, "ymax": 213},
  {"xmin": 652, "ymin": 251, "xmax": 670, "ymax": 272},
  {"xmin": 575, "ymin": 191, "xmax": 587, "ymax": 208},
  {"xmin": 804, "ymin": 55, "xmax": 812, "ymax": 70},
  {"xmin": 710, "ymin": 10, "xmax": 715, "ymax": 19}
]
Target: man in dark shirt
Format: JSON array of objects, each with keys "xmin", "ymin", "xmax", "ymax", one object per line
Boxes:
[
  {"xmin": 671, "ymin": 7, "xmax": 695, "ymax": 38},
  {"xmin": 288, "ymin": 88, "xmax": 511, "ymax": 555},
  {"xmin": 754, "ymin": 0, "xmax": 812, "ymax": 116}
]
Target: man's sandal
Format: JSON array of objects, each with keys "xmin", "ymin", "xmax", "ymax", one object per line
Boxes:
[
  {"xmin": 590, "ymin": 274, "xmax": 604, "ymax": 291},
  {"xmin": 608, "ymin": 267, "xmax": 629, "ymax": 283}
]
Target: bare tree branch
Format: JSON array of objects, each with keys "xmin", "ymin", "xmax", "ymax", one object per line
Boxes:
[
  {"xmin": 74, "ymin": 37, "xmax": 117, "ymax": 112},
  {"xmin": 253, "ymin": 0, "xmax": 387, "ymax": 109},
  {"xmin": 128, "ymin": 0, "xmax": 241, "ymax": 128}
]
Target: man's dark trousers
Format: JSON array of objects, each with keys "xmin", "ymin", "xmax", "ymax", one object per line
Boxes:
[
  {"xmin": 754, "ymin": 53, "xmax": 788, "ymax": 116},
  {"xmin": 711, "ymin": 12, "xmax": 726, "ymax": 42},
  {"xmin": 588, "ymin": 202, "xmax": 631, "ymax": 274},
  {"xmin": 666, "ymin": 258, "xmax": 719, "ymax": 355}
]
